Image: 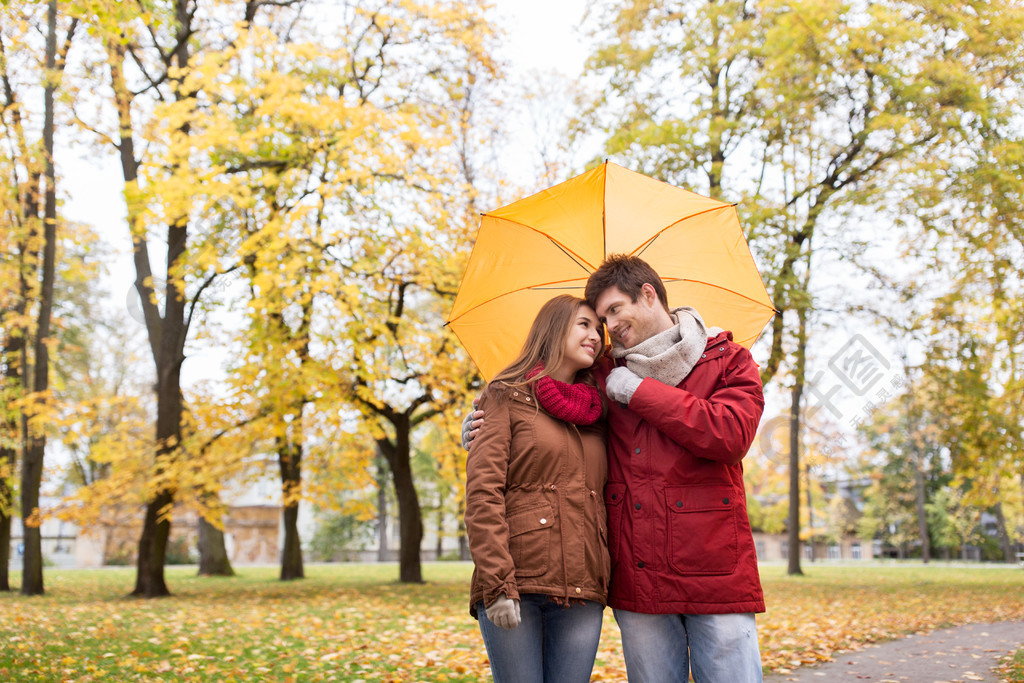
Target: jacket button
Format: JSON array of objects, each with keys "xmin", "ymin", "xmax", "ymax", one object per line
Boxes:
[
  {"xmin": 575, "ymin": 587, "xmax": 581, "ymax": 594},
  {"xmin": 676, "ymin": 501, "xmax": 683, "ymax": 508},
  {"xmin": 525, "ymin": 396, "xmax": 531, "ymax": 401},
  {"xmin": 634, "ymin": 503, "xmax": 642, "ymax": 510},
  {"xmin": 722, "ymin": 498, "xmax": 729, "ymax": 505},
  {"xmin": 634, "ymin": 447, "xmax": 640, "ymax": 454},
  {"xmin": 637, "ymin": 561, "xmax": 645, "ymax": 568},
  {"xmin": 719, "ymin": 346, "xmax": 724, "ymax": 351},
  {"xmin": 540, "ymin": 518, "xmax": 547, "ymax": 524},
  {"xmin": 701, "ymin": 353, "xmax": 706, "ymax": 358},
  {"xmin": 611, "ymin": 493, "xmax": 618, "ymax": 500}
]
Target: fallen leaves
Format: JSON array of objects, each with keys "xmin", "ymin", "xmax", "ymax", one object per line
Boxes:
[{"xmin": 1, "ymin": 563, "xmax": 1023, "ymax": 681}]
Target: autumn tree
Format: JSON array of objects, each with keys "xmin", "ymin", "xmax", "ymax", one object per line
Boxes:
[
  {"xmin": 858, "ymin": 380, "xmax": 951, "ymax": 560},
  {"xmin": 922, "ymin": 306, "xmax": 1023, "ymax": 562},
  {"xmin": 905, "ymin": 82, "xmax": 1024, "ymax": 561},
  {"xmin": 62, "ymin": 0, "xmax": 330, "ymax": 595},
  {"xmin": 0, "ymin": 0, "xmax": 78, "ymax": 594},
  {"xmin": 925, "ymin": 486, "xmax": 984, "ymax": 561},
  {"xmin": 139, "ymin": 1, "xmax": 499, "ymax": 583}
]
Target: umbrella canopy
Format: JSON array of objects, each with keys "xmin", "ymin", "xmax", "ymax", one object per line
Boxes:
[{"xmin": 447, "ymin": 162, "xmax": 775, "ymax": 381}]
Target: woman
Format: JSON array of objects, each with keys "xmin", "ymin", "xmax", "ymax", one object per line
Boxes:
[{"xmin": 464, "ymin": 294, "xmax": 610, "ymax": 683}]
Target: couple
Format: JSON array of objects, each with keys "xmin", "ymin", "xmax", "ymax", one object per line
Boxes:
[{"xmin": 463, "ymin": 254, "xmax": 765, "ymax": 682}]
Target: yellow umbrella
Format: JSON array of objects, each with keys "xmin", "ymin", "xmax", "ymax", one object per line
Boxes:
[{"xmin": 447, "ymin": 162, "xmax": 776, "ymax": 381}]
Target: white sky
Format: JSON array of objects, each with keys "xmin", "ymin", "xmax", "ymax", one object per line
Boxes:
[
  {"xmin": 64, "ymin": 0, "xmax": 591, "ymax": 247},
  {"xmin": 493, "ymin": 0, "xmax": 588, "ymax": 73}
]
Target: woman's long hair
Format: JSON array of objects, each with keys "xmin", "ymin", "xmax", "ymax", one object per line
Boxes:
[{"xmin": 491, "ymin": 295, "xmax": 604, "ymax": 389}]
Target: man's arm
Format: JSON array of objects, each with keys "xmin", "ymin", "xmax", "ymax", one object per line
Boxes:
[{"xmin": 626, "ymin": 345, "xmax": 765, "ymax": 464}]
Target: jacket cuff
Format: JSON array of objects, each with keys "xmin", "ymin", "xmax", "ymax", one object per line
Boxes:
[{"xmin": 484, "ymin": 579, "xmax": 518, "ymax": 608}]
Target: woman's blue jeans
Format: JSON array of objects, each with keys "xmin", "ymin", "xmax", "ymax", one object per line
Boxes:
[{"xmin": 477, "ymin": 595, "xmax": 604, "ymax": 683}]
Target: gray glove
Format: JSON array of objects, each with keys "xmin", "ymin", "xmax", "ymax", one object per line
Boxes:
[
  {"xmin": 461, "ymin": 399, "xmax": 483, "ymax": 451},
  {"xmin": 605, "ymin": 366, "xmax": 643, "ymax": 405},
  {"xmin": 485, "ymin": 593, "xmax": 521, "ymax": 630}
]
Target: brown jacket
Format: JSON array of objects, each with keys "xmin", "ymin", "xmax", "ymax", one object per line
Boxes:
[{"xmin": 465, "ymin": 382, "xmax": 610, "ymax": 618}]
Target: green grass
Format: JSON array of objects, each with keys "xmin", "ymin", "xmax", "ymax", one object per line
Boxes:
[
  {"xmin": 2, "ymin": 562, "xmax": 1023, "ymax": 681},
  {"xmin": 996, "ymin": 647, "xmax": 1024, "ymax": 683}
]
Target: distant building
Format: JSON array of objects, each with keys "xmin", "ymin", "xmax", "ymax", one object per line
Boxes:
[
  {"xmin": 752, "ymin": 532, "xmax": 873, "ymax": 562},
  {"xmin": 9, "ymin": 475, "xmax": 298, "ymax": 568}
]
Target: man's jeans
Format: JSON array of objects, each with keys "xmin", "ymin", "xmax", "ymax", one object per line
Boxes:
[
  {"xmin": 614, "ymin": 609, "xmax": 762, "ymax": 683},
  {"xmin": 478, "ymin": 595, "xmax": 603, "ymax": 683}
]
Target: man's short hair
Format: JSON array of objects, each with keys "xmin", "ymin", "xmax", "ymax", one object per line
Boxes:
[{"xmin": 585, "ymin": 254, "xmax": 670, "ymax": 312}]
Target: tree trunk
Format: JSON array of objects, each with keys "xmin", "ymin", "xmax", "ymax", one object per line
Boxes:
[
  {"xmin": 198, "ymin": 517, "xmax": 234, "ymax": 576},
  {"xmin": 2, "ymin": 228, "xmax": 28, "ymax": 594},
  {"xmin": 20, "ymin": 434, "xmax": 45, "ymax": 596},
  {"xmin": 278, "ymin": 439, "xmax": 304, "ymax": 581},
  {"xmin": 0, "ymin": 513, "xmax": 9, "ymax": 591},
  {"xmin": 0, "ymin": 361, "xmax": 19, "ymax": 591},
  {"xmin": 787, "ymin": 304, "xmax": 808, "ymax": 577},
  {"xmin": 379, "ymin": 422, "xmax": 423, "ymax": 583},
  {"xmin": 913, "ymin": 457, "xmax": 930, "ymax": 563},
  {"xmin": 103, "ymin": 0, "xmax": 192, "ymax": 599},
  {"xmin": 787, "ymin": 378, "xmax": 803, "ymax": 576},
  {"xmin": 133, "ymin": 490, "xmax": 173, "ymax": 597},
  {"xmin": 804, "ymin": 462, "xmax": 814, "ymax": 562},
  {"xmin": 435, "ymin": 501, "xmax": 444, "ymax": 560},
  {"xmin": 132, "ymin": 241, "xmax": 186, "ymax": 598},
  {"xmin": 20, "ymin": 0, "xmax": 60, "ymax": 597},
  {"xmin": 377, "ymin": 453, "xmax": 389, "ymax": 562},
  {"xmin": 280, "ymin": 503, "xmax": 304, "ymax": 580},
  {"xmin": 393, "ymin": 465, "xmax": 424, "ymax": 583},
  {"xmin": 991, "ymin": 500, "xmax": 1014, "ymax": 563}
]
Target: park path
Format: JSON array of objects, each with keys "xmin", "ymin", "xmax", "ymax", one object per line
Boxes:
[{"xmin": 763, "ymin": 620, "xmax": 1024, "ymax": 682}]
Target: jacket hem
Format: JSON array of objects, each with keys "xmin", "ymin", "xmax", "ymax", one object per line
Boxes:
[{"xmin": 609, "ymin": 598, "xmax": 765, "ymax": 615}]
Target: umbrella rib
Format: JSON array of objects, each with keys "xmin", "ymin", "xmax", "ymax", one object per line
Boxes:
[
  {"xmin": 478, "ymin": 213, "xmax": 600, "ymax": 273},
  {"xmin": 552, "ymin": 241, "xmax": 595, "ymax": 274},
  {"xmin": 445, "ymin": 279, "xmax": 590, "ymax": 324},
  {"xmin": 602, "ymin": 160, "xmax": 608, "ymax": 262},
  {"xmin": 661, "ymin": 278, "xmax": 776, "ymax": 312},
  {"xmin": 633, "ymin": 204, "xmax": 738, "ymax": 259}
]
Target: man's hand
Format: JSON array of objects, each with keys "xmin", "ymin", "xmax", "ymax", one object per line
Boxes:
[
  {"xmin": 485, "ymin": 593, "xmax": 521, "ymax": 630},
  {"xmin": 461, "ymin": 398, "xmax": 483, "ymax": 450},
  {"xmin": 605, "ymin": 366, "xmax": 643, "ymax": 405}
]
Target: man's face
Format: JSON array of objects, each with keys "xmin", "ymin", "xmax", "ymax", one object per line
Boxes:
[{"xmin": 593, "ymin": 284, "xmax": 669, "ymax": 349}]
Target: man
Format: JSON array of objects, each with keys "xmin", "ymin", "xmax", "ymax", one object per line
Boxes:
[{"xmin": 464, "ymin": 254, "xmax": 765, "ymax": 682}]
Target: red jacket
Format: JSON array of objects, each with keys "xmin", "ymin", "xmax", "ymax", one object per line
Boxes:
[{"xmin": 596, "ymin": 330, "xmax": 765, "ymax": 615}]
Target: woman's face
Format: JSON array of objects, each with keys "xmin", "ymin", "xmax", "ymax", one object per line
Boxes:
[{"xmin": 555, "ymin": 304, "xmax": 603, "ymax": 380}]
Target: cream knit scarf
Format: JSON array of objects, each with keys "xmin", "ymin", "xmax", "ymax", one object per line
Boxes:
[{"xmin": 610, "ymin": 307, "xmax": 721, "ymax": 386}]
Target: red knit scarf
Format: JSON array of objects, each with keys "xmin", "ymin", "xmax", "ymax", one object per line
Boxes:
[{"xmin": 527, "ymin": 366, "xmax": 602, "ymax": 425}]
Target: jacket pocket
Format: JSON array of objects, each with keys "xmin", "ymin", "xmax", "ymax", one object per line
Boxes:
[
  {"xmin": 507, "ymin": 504, "xmax": 553, "ymax": 578},
  {"xmin": 664, "ymin": 485, "xmax": 738, "ymax": 576}
]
